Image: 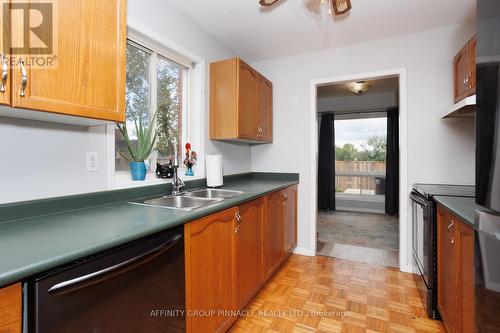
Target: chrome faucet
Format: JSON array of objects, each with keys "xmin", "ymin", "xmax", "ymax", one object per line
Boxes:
[{"xmin": 171, "ymin": 152, "xmax": 185, "ymax": 195}]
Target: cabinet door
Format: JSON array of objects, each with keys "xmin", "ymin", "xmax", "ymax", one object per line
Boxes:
[
  {"xmin": 454, "ymin": 42, "xmax": 471, "ymax": 103},
  {"xmin": 458, "ymin": 220, "xmax": 475, "ymax": 333},
  {"xmin": 283, "ymin": 186, "xmax": 297, "ymax": 256},
  {"xmin": 0, "ymin": 283, "xmax": 22, "ymax": 333},
  {"xmin": 0, "ymin": 2, "xmax": 10, "ymax": 106},
  {"xmin": 185, "ymin": 208, "xmax": 238, "ymax": 333},
  {"xmin": 468, "ymin": 36, "xmax": 476, "ymax": 96},
  {"xmin": 257, "ymin": 76, "xmax": 273, "ymax": 142},
  {"xmin": 237, "ymin": 60, "xmax": 259, "ymax": 140},
  {"xmin": 236, "ymin": 198, "xmax": 264, "ymax": 309},
  {"xmin": 10, "ymin": 0, "xmax": 126, "ymax": 122},
  {"xmin": 209, "ymin": 58, "xmax": 238, "ymax": 140},
  {"xmin": 437, "ymin": 207, "xmax": 460, "ymax": 333},
  {"xmin": 263, "ymin": 190, "xmax": 284, "ymax": 278}
]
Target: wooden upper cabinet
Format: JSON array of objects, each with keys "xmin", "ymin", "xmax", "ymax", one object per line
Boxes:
[
  {"xmin": 9, "ymin": 0, "xmax": 126, "ymax": 122},
  {"xmin": 283, "ymin": 185, "xmax": 297, "ymax": 255},
  {"xmin": 437, "ymin": 205, "xmax": 475, "ymax": 333},
  {"xmin": 184, "ymin": 207, "xmax": 238, "ymax": 333},
  {"xmin": 238, "ymin": 61, "xmax": 259, "ymax": 140},
  {"xmin": 235, "ymin": 198, "xmax": 265, "ymax": 309},
  {"xmin": 210, "ymin": 57, "xmax": 273, "ymax": 144},
  {"xmin": 263, "ymin": 190, "xmax": 284, "ymax": 278},
  {"xmin": 257, "ymin": 75, "xmax": 273, "ymax": 142},
  {"xmin": 0, "ymin": 2, "xmax": 10, "ymax": 106},
  {"xmin": 454, "ymin": 36, "xmax": 476, "ymax": 103},
  {"xmin": 0, "ymin": 283, "xmax": 22, "ymax": 333}
]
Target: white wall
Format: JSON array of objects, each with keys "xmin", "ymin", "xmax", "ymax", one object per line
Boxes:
[
  {"xmin": 251, "ymin": 24, "xmax": 476, "ymax": 265},
  {"xmin": 0, "ymin": 0, "xmax": 248, "ymax": 204}
]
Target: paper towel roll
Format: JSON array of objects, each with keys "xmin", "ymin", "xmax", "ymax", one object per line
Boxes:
[{"xmin": 206, "ymin": 155, "xmax": 223, "ymax": 188}]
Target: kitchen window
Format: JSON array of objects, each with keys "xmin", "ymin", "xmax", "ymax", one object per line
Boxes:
[{"xmin": 114, "ymin": 38, "xmax": 189, "ymax": 180}]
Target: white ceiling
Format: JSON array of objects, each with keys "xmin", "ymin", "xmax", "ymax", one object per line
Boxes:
[{"xmin": 168, "ymin": 0, "xmax": 476, "ymax": 62}]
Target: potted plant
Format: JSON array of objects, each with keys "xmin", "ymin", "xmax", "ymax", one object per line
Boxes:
[{"xmin": 117, "ymin": 114, "xmax": 157, "ymax": 181}]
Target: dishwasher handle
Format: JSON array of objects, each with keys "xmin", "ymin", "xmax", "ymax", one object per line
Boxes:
[
  {"xmin": 47, "ymin": 233, "xmax": 182, "ymax": 296},
  {"xmin": 410, "ymin": 191, "xmax": 428, "ymax": 208}
]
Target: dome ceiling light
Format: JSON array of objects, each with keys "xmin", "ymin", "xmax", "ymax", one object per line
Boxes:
[{"xmin": 347, "ymin": 81, "xmax": 371, "ymax": 95}]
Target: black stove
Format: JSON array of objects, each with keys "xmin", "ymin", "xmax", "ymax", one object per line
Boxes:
[
  {"xmin": 410, "ymin": 183, "xmax": 475, "ymax": 319},
  {"xmin": 413, "ymin": 183, "xmax": 475, "ymax": 200}
]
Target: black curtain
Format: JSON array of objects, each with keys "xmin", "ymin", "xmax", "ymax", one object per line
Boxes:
[
  {"xmin": 318, "ymin": 114, "xmax": 336, "ymax": 210},
  {"xmin": 385, "ymin": 108, "xmax": 399, "ymax": 215}
]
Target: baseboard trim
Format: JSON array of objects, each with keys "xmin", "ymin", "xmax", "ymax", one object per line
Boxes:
[
  {"xmin": 399, "ymin": 263, "xmax": 414, "ymax": 273},
  {"xmin": 293, "ymin": 246, "xmax": 315, "ymax": 256}
]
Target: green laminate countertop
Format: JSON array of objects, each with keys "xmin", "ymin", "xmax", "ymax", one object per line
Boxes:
[
  {"xmin": 433, "ymin": 195, "xmax": 489, "ymax": 229},
  {"xmin": 0, "ymin": 174, "xmax": 298, "ymax": 287}
]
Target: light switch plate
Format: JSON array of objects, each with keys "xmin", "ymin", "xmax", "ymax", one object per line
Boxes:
[{"xmin": 86, "ymin": 152, "xmax": 99, "ymax": 172}]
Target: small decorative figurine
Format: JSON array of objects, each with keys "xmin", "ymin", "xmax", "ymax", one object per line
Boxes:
[
  {"xmin": 156, "ymin": 160, "xmax": 174, "ymax": 179},
  {"xmin": 183, "ymin": 143, "xmax": 197, "ymax": 176}
]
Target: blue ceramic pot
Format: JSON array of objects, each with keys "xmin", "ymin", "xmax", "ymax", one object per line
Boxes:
[
  {"xmin": 130, "ymin": 161, "xmax": 147, "ymax": 181},
  {"xmin": 185, "ymin": 166, "xmax": 194, "ymax": 176}
]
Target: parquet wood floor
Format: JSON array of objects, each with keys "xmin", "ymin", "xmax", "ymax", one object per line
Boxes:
[{"xmin": 229, "ymin": 255, "xmax": 444, "ymax": 333}]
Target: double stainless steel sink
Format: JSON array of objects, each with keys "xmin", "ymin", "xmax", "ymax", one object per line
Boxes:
[{"xmin": 130, "ymin": 189, "xmax": 245, "ymax": 211}]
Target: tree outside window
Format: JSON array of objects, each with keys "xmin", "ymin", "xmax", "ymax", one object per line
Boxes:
[{"xmin": 115, "ymin": 41, "xmax": 187, "ymax": 173}]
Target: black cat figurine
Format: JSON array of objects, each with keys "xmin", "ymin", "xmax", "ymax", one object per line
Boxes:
[{"xmin": 156, "ymin": 163, "xmax": 173, "ymax": 178}]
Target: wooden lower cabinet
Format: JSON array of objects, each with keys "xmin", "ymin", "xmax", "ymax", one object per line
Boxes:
[
  {"xmin": 0, "ymin": 283, "xmax": 22, "ymax": 333},
  {"xmin": 437, "ymin": 205, "xmax": 475, "ymax": 333},
  {"xmin": 184, "ymin": 186, "xmax": 298, "ymax": 333},
  {"xmin": 236, "ymin": 198, "xmax": 265, "ymax": 309},
  {"xmin": 184, "ymin": 208, "xmax": 239, "ymax": 333},
  {"xmin": 263, "ymin": 190, "xmax": 284, "ymax": 279},
  {"xmin": 283, "ymin": 186, "xmax": 298, "ymax": 255}
]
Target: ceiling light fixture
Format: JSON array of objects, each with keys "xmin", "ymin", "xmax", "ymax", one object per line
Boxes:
[
  {"xmin": 332, "ymin": 0, "xmax": 352, "ymax": 15},
  {"xmin": 347, "ymin": 81, "xmax": 371, "ymax": 95},
  {"xmin": 259, "ymin": 0, "xmax": 279, "ymax": 6},
  {"xmin": 320, "ymin": 0, "xmax": 352, "ymax": 15},
  {"xmin": 259, "ymin": 0, "xmax": 352, "ymax": 15}
]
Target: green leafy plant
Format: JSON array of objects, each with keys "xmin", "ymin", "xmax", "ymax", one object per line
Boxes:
[{"xmin": 117, "ymin": 113, "xmax": 157, "ymax": 162}]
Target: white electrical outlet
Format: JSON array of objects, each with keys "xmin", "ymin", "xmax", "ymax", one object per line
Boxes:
[{"xmin": 86, "ymin": 152, "xmax": 99, "ymax": 172}]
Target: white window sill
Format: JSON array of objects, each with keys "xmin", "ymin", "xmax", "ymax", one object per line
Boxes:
[{"xmin": 111, "ymin": 169, "xmax": 204, "ymax": 190}]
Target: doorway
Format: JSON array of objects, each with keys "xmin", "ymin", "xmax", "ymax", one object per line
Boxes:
[{"xmin": 315, "ymin": 76, "xmax": 400, "ymax": 268}]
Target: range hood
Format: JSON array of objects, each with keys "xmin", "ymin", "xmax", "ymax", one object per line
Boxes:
[{"xmin": 442, "ymin": 95, "xmax": 476, "ymax": 118}]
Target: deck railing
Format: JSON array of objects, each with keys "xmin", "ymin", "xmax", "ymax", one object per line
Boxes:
[{"xmin": 335, "ymin": 161, "xmax": 386, "ymax": 195}]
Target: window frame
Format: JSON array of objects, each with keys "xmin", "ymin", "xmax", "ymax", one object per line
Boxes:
[{"xmin": 106, "ymin": 27, "xmax": 205, "ymax": 189}]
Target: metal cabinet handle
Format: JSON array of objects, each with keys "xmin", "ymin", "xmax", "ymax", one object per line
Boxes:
[
  {"xmin": 235, "ymin": 211, "xmax": 241, "ymax": 233},
  {"xmin": 257, "ymin": 125, "xmax": 262, "ymax": 137},
  {"xmin": 20, "ymin": 60, "xmax": 27, "ymax": 97},
  {"xmin": 448, "ymin": 220, "xmax": 454, "ymax": 244},
  {"xmin": 282, "ymin": 193, "xmax": 288, "ymax": 206},
  {"xmin": 0, "ymin": 54, "xmax": 7, "ymax": 93}
]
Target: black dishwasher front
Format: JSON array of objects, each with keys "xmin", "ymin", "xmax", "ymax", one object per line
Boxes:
[{"xmin": 29, "ymin": 226, "xmax": 185, "ymax": 333}]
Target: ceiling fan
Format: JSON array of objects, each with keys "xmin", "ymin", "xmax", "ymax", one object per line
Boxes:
[{"xmin": 259, "ymin": 0, "xmax": 352, "ymax": 15}]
